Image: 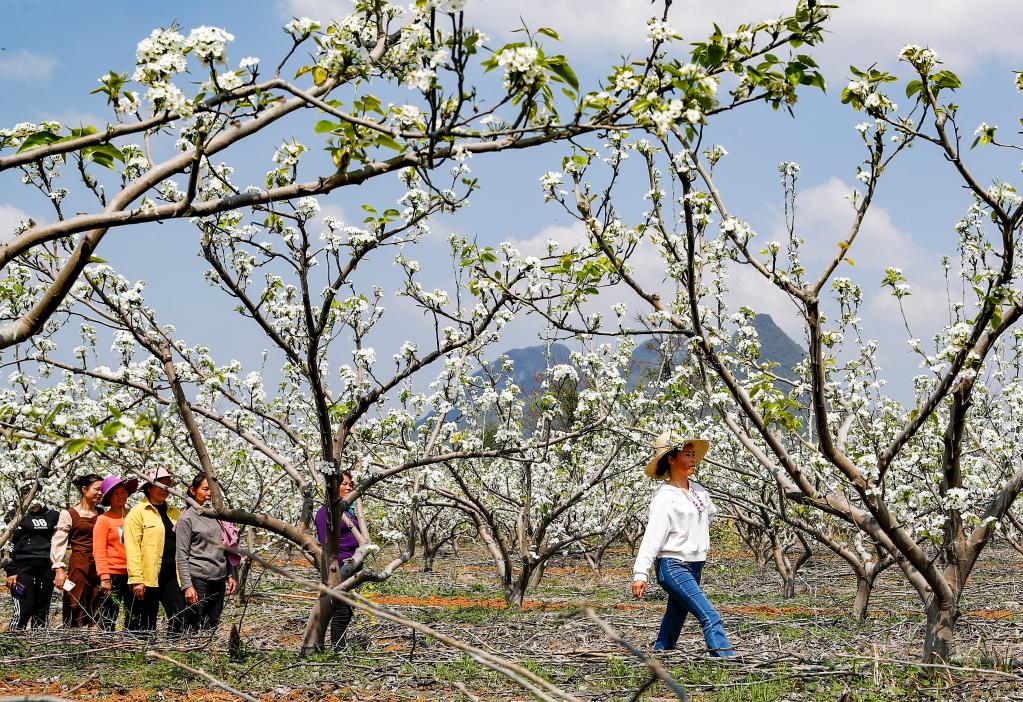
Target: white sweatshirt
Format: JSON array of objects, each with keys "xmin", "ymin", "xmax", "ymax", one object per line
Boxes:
[{"xmin": 632, "ymin": 481, "xmax": 718, "ymax": 582}]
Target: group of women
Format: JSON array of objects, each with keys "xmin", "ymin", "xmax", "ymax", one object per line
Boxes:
[
  {"xmin": 6, "ymin": 437, "xmax": 736, "ymax": 659},
  {"xmin": 3, "ymin": 468, "xmax": 239, "ymax": 635}
]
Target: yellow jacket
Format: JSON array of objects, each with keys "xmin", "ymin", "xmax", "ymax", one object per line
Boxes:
[{"xmin": 124, "ymin": 498, "xmax": 180, "ymax": 587}]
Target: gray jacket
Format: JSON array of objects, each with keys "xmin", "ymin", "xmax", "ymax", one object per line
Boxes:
[{"xmin": 175, "ymin": 507, "xmax": 235, "ymax": 589}]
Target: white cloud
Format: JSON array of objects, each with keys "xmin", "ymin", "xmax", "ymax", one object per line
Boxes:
[
  {"xmin": 509, "ymin": 220, "xmax": 589, "ymax": 257},
  {"xmin": 0, "ymin": 204, "xmax": 33, "ymax": 244},
  {"xmin": 474, "ymin": 0, "xmax": 1023, "ymax": 75},
  {"xmin": 508, "ymin": 219, "xmax": 802, "ymax": 336},
  {"xmin": 780, "ymin": 177, "xmax": 927, "ymax": 273},
  {"xmin": 0, "ymin": 50, "xmax": 58, "ymax": 83},
  {"xmin": 281, "ymin": 0, "xmax": 1023, "ymax": 78},
  {"xmin": 317, "ymin": 202, "xmax": 348, "ymax": 227},
  {"xmin": 762, "ymin": 176, "xmax": 951, "ymax": 399},
  {"xmin": 38, "ymin": 110, "xmax": 105, "ymax": 130},
  {"xmin": 278, "ymin": 0, "xmax": 346, "ymax": 22}
]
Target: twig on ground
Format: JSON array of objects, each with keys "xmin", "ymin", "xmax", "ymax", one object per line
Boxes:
[
  {"xmin": 831, "ymin": 652, "xmax": 1023, "ymax": 681},
  {"xmin": 145, "ymin": 650, "xmax": 259, "ymax": 702},
  {"xmin": 235, "ymin": 546, "xmax": 584, "ymax": 702},
  {"xmin": 64, "ymin": 672, "xmax": 97, "ymax": 695},
  {"xmin": 571, "ymin": 607, "xmax": 688, "ymax": 701},
  {"xmin": 452, "ymin": 681, "xmax": 484, "ymax": 702}
]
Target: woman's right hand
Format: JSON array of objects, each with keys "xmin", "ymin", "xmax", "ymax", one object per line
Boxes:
[
  {"xmin": 631, "ymin": 580, "xmax": 647, "ymax": 599},
  {"xmin": 183, "ymin": 586, "xmax": 198, "ymax": 605},
  {"xmin": 132, "ymin": 583, "xmax": 146, "ymax": 600},
  {"xmin": 53, "ymin": 568, "xmax": 66, "ymax": 590}
]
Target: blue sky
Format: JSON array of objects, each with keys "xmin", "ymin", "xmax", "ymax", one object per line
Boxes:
[{"xmin": 1, "ymin": 1, "xmax": 1022, "ymax": 404}]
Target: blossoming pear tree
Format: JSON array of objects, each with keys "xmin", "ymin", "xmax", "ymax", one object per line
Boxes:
[
  {"xmin": 415, "ymin": 339, "xmax": 658, "ymax": 606},
  {"xmin": 0, "ymin": 0, "xmax": 835, "ymax": 654},
  {"xmin": 498, "ymin": 29, "xmax": 1023, "ymax": 661}
]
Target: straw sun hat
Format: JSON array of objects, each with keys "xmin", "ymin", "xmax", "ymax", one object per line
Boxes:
[{"xmin": 643, "ymin": 431, "xmax": 710, "ymax": 480}]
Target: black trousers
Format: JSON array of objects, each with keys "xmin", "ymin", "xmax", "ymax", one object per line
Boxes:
[
  {"xmin": 8, "ymin": 562, "xmax": 54, "ymax": 630},
  {"xmin": 182, "ymin": 577, "xmax": 227, "ymax": 632},
  {"xmin": 329, "ymin": 600, "xmax": 353, "ymax": 650},
  {"xmin": 137, "ymin": 564, "xmax": 186, "ymax": 634},
  {"xmin": 97, "ymin": 573, "xmax": 137, "ymax": 631}
]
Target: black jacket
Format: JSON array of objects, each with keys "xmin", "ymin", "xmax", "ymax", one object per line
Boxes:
[{"xmin": 2, "ymin": 505, "xmax": 60, "ymax": 574}]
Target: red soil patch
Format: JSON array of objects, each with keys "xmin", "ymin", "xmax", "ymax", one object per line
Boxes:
[
  {"xmin": 966, "ymin": 609, "xmax": 1017, "ymax": 620},
  {"xmin": 370, "ymin": 594, "xmax": 543, "ymax": 609},
  {"xmin": 0, "ymin": 679, "xmax": 240, "ymax": 702}
]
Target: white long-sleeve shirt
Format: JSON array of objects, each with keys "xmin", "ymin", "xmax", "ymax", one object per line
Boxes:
[{"xmin": 632, "ymin": 481, "xmax": 718, "ymax": 582}]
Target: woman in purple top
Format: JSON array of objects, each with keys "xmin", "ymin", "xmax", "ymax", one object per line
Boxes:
[{"xmin": 314, "ymin": 470, "xmax": 368, "ymax": 650}]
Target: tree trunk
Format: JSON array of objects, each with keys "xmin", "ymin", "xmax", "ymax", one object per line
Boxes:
[
  {"xmin": 781, "ymin": 575, "xmax": 796, "ymax": 599},
  {"xmin": 236, "ymin": 557, "xmax": 253, "ymax": 605},
  {"xmin": 236, "ymin": 528, "xmax": 256, "ymax": 605},
  {"xmin": 300, "ymin": 594, "xmax": 333, "ymax": 656},
  {"xmin": 771, "ymin": 542, "xmax": 795, "ymax": 599},
  {"xmin": 504, "ymin": 578, "xmax": 527, "ymax": 608},
  {"xmin": 527, "ymin": 560, "xmax": 546, "ymax": 590},
  {"xmin": 301, "ymin": 476, "xmax": 342, "ymax": 655},
  {"xmin": 851, "ymin": 573, "xmax": 873, "ymax": 621},
  {"xmin": 923, "ymin": 599, "xmax": 958, "ymax": 664}
]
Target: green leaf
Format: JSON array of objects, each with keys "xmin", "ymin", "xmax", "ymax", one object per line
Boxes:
[
  {"xmin": 905, "ymin": 79, "xmax": 923, "ymax": 98},
  {"xmin": 706, "ymin": 43, "xmax": 726, "ymax": 65},
  {"xmin": 330, "ymin": 148, "xmax": 350, "ymax": 171},
  {"xmin": 537, "ymin": 27, "xmax": 561, "ymax": 41},
  {"xmin": 16, "ymin": 130, "xmax": 61, "ymax": 153},
  {"xmin": 375, "ymin": 134, "xmax": 403, "ymax": 151},
  {"xmin": 84, "ymin": 143, "xmax": 124, "ymax": 169},
  {"xmin": 932, "ymin": 70, "xmax": 961, "ymax": 90},
  {"xmin": 545, "ymin": 56, "xmax": 578, "ymax": 92},
  {"xmin": 315, "ymin": 119, "xmax": 339, "ymax": 134},
  {"xmin": 65, "ymin": 438, "xmax": 90, "ymax": 455}
]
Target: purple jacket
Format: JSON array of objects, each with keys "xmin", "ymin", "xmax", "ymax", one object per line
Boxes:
[{"xmin": 314, "ymin": 504, "xmax": 361, "ymax": 564}]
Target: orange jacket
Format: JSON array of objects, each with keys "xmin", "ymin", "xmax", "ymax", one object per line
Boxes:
[{"xmin": 92, "ymin": 512, "xmax": 127, "ymax": 577}]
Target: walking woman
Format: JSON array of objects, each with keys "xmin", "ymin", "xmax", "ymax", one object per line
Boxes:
[
  {"xmin": 51, "ymin": 474, "xmax": 105, "ymax": 628},
  {"xmin": 176, "ymin": 472, "xmax": 238, "ymax": 632},
  {"xmin": 314, "ymin": 470, "xmax": 369, "ymax": 650},
  {"xmin": 3, "ymin": 486, "xmax": 60, "ymax": 629},
  {"xmin": 123, "ymin": 467, "xmax": 185, "ymax": 634},
  {"xmin": 631, "ymin": 433, "xmax": 736, "ymax": 656},
  {"xmin": 93, "ymin": 474, "xmax": 138, "ymax": 630}
]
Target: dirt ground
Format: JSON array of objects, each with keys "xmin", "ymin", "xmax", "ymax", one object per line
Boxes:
[{"xmin": 1, "ymin": 540, "xmax": 1021, "ymax": 702}]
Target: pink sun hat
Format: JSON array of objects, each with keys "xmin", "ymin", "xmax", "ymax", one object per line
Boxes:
[
  {"xmin": 99, "ymin": 475, "xmax": 139, "ymax": 506},
  {"xmin": 144, "ymin": 466, "xmax": 177, "ymax": 487}
]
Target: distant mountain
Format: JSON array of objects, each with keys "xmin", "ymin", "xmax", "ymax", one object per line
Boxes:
[
  {"xmin": 750, "ymin": 314, "xmax": 804, "ymax": 380},
  {"xmin": 480, "ymin": 314, "xmax": 805, "ymax": 401}
]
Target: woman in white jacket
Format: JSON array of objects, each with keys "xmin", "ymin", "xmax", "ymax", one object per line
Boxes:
[{"xmin": 631, "ymin": 432, "xmax": 735, "ymax": 656}]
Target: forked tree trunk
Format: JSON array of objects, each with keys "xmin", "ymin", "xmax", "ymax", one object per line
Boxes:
[
  {"xmin": 781, "ymin": 573, "xmax": 797, "ymax": 599},
  {"xmin": 301, "ymin": 476, "xmax": 342, "ymax": 655},
  {"xmin": 504, "ymin": 578, "xmax": 527, "ymax": 608},
  {"xmin": 923, "ymin": 599, "xmax": 959, "ymax": 664},
  {"xmin": 772, "ymin": 536, "xmax": 812, "ymax": 600}
]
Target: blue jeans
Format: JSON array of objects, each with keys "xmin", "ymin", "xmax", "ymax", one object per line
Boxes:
[{"xmin": 654, "ymin": 558, "xmax": 735, "ymax": 656}]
